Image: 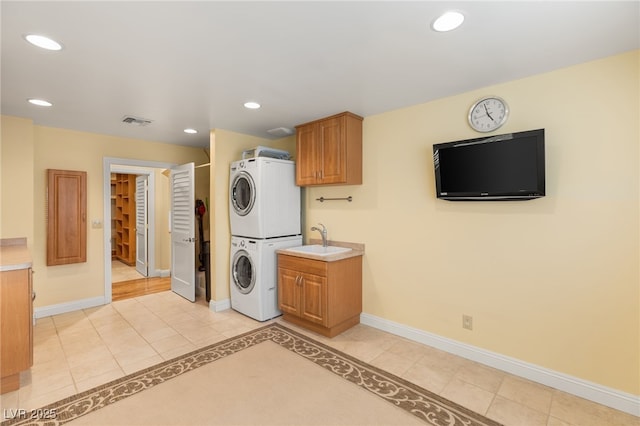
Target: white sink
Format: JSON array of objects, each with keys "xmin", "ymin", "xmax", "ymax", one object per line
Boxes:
[{"xmin": 284, "ymin": 245, "xmax": 352, "ymax": 256}]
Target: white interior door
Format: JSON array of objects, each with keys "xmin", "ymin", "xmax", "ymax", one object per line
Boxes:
[
  {"xmin": 135, "ymin": 175, "xmax": 148, "ymax": 277},
  {"xmin": 170, "ymin": 163, "xmax": 196, "ymax": 302}
]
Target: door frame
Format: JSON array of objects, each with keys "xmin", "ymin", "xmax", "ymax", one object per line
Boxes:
[{"xmin": 103, "ymin": 157, "xmax": 177, "ymax": 303}]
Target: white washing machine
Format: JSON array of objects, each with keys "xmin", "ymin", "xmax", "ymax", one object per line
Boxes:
[
  {"xmin": 229, "ymin": 158, "xmax": 301, "ymax": 239},
  {"xmin": 230, "ymin": 235, "xmax": 302, "ymax": 321}
]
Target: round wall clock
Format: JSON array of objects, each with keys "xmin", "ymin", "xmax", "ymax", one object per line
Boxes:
[{"xmin": 468, "ymin": 96, "xmax": 509, "ymax": 132}]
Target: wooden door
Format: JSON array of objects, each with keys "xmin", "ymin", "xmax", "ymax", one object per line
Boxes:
[
  {"xmin": 46, "ymin": 169, "xmax": 86, "ymax": 266},
  {"xmin": 295, "ymin": 123, "xmax": 319, "ymax": 185},
  {"xmin": 277, "ymin": 267, "xmax": 300, "ymax": 315},
  {"xmin": 317, "ymin": 116, "xmax": 346, "ymax": 184},
  {"xmin": 300, "ymin": 272, "xmax": 327, "ymax": 325}
]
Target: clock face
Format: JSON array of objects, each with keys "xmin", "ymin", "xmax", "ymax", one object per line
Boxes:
[{"xmin": 468, "ymin": 97, "xmax": 509, "ymax": 132}]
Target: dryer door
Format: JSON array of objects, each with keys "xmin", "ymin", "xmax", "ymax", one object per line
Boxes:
[
  {"xmin": 230, "ymin": 171, "xmax": 255, "ymax": 216},
  {"xmin": 231, "ymin": 249, "xmax": 256, "ymax": 294}
]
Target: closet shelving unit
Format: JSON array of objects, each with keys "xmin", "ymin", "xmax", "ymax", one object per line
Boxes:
[{"xmin": 112, "ymin": 173, "xmax": 136, "ymax": 266}]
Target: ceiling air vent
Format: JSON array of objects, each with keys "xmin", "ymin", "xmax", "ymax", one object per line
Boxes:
[
  {"xmin": 267, "ymin": 127, "xmax": 294, "ymax": 137},
  {"xmin": 121, "ymin": 115, "xmax": 153, "ymax": 126}
]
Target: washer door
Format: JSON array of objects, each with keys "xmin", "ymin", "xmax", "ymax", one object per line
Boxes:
[
  {"xmin": 231, "ymin": 249, "xmax": 256, "ymax": 294},
  {"xmin": 230, "ymin": 171, "xmax": 255, "ymax": 216}
]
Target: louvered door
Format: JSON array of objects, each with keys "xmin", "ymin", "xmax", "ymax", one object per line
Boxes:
[
  {"xmin": 170, "ymin": 163, "xmax": 195, "ymax": 302},
  {"xmin": 135, "ymin": 175, "xmax": 148, "ymax": 277}
]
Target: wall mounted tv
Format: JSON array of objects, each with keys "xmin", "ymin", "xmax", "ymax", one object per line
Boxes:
[{"xmin": 433, "ymin": 129, "xmax": 545, "ymax": 201}]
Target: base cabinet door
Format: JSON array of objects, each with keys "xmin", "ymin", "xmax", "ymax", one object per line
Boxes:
[
  {"xmin": 278, "ymin": 267, "xmax": 301, "ymax": 315},
  {"xmin": 299, "ymin": 272, "xmax": 327, "ymax": 325}
]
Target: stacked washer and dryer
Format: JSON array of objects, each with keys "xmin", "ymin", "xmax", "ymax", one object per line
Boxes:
[{"xmin": 229, "ymin": 150, "xmax": 301, "ymax": 321}]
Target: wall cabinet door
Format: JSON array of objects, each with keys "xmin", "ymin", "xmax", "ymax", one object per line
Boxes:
[
  {"xmin": 47, "ymin": 169, "xmax": 87, "ymax": 266},
  {"xmin": 295, "ymin": 124, "xmax": 320, "ymax": 186},
  {"xmin": 317, "ymin": 116, "xmax": 346, "ymax": 184}
]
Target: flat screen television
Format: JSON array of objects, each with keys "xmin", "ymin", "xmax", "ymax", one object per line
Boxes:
[{"xmin": 433, "ymin": 129, "xmax": 545, "ymax": 201}]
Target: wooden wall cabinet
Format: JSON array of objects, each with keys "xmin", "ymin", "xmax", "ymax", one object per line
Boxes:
[
  {"xmin": 0, "ymin": 267, "xmax": 33, "ymax": 394},
  {"xmin": 295, "ymin": 111, "xmax": 363, "ymax": 186},
  {"xmin": 112, "ymin": 173, "xmax": 137, "ymax": 266},
  {"xmin": 47, "ymin": 169, "xmax": 87, "ymax": 266},
  {"xmin": 278, "ymin": 254, "xmax": 362, "ymax": 337}
]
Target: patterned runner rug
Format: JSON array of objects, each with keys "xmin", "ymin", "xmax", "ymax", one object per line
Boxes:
[{"xmin": 2, "ymin": 323, "xmax": 502, "ymax": 426}]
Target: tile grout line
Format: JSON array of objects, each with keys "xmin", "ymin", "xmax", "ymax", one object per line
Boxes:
[
  {"xmin": 108, "ymin": 297, "xmax": 166, "ymax": 373},
  {"xmin": 84, "ymin": 304, "xmax": 130, "ymax": 383}
]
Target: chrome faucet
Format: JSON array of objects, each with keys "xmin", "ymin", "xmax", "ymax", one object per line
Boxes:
[{"xmin": 310, "ymin": 223, "xmax": 328, "ymax": 247}]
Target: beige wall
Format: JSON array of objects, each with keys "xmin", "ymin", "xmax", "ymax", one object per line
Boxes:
[
  {"xmin": 304, "ymin": 51, "xmax": 639, "ymax": 394},
  {"xmin": 0, "ymin": 120, "xmax": 209, "ymax": 307},
  {"xmin": 1, "ymin": 116, "xmax": 35, "ymax": 246},
  {"xmin": 209, "ymin": 129, "xmax": 295, "ymax": 302}
]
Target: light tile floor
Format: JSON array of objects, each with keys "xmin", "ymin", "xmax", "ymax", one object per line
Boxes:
[{"xmin": 1, "ymin": 291, "xmax": 637, "ymax": 426}]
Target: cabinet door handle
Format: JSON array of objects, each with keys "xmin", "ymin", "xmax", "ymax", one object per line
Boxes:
[{"xmin": 32, "ymin": 291, "xmax": 36, "ymax": 301}]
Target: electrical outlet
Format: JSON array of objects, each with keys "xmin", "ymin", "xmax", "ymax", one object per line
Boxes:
[{"xmin": 462, "ymin": 314, "xmax": 473, "ymax": 330}]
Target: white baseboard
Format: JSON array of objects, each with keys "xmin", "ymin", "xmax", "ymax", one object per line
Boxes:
[
  {"xmin": 157, "ymin": 269, "xmax": 170, "ymax": 278},
  {"xmin": 34, "ymin": 296, "xmax": 107, "ymax": 319},
  {"xmin": 209, "ymin": 298, "xmax": 231, "ymax": 312},
  {"xmin": 360, "ymin": 313, "xmax": 639, "ymax": 417}
]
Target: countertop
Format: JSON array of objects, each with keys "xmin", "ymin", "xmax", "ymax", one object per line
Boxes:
[
  {"xmin": 0, "ymin": 238, "xmax": 33, "ymax": 271},
  {"xmin": 276, "ymin": 239, "xmax": 365, "ymax": 262}
]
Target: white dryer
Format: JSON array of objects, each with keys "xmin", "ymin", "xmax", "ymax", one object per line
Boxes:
[
  {"xmin": 230, "ymin": 235, "xmax": 302, "ymax": 321},
  {"xmin": 229, "ymin": 158, "xmax": 301, "ymax": 239}
]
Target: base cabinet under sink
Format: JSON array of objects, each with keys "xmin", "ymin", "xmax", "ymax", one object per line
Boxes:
[
  {"xmin": 277, "ymin": 254, "xmax": 362, "ymax": 337},
  {"xmin": 1, "ymin": 267, "xmax": 33, "ymax": 394}
]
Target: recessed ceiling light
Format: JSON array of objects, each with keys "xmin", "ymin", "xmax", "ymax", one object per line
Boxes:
[
  {"xmin": 184, "ymin": 128, "xmax": 198, "ymax": 134},
  {"xmin": 432, "ymin": 11, "xmax": 465, "ymax": 32},
  {"xmin": 244, "ymin": 101, "xmax": 261, "ymax": 109},
  {"xmin": 24, "ymin": 34, "xmax": 63, "ymax": 51},
  {"xmin": 27, "ymin": 98, "xmax": 53, "ymax": 107}
]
